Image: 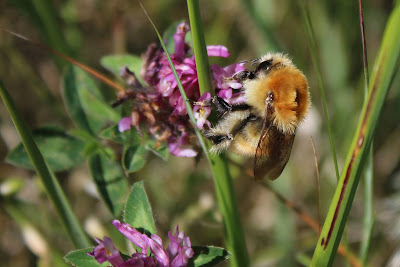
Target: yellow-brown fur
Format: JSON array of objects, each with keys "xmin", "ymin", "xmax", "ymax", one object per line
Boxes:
[
  {"xmin": 244, "ymin": 53, "xmax": 310, "ymax": 134},
  {"xmin": 204, "ymin": 52, "xmax": 310, "ymax": 180}
]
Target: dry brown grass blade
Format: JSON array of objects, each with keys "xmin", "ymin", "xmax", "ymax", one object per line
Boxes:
[
  {"xmin": 1, "ymin": 28, "xmax": 126, "ymax": 92},
  {"xmin": 240, "ymin": 168, "xmax": 362, "ymax": 267}
]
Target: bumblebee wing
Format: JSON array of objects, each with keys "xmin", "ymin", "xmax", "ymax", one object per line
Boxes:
[{"xmin": 254, "ymin": 106, "xmax": 295, "ymax": 181}]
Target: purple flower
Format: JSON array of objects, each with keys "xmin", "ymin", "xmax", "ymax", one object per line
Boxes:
[
  {"xmin": 167, "ymin": 226, "xmax": 194, "ymax": 267},
  {"xmin": 193, "ymin": 92, "xmax": 211, "ymax": 129},
  {"xmin": 89, "ymin": 220, "xmax": 194, "ymax": 267},
  {"xmin": 168, "ymin": 132, "xmax": 197, "ymax": 157},
  {"xmin": 116, "ymin": 22, "xmax": 247, "ymax": 158}
]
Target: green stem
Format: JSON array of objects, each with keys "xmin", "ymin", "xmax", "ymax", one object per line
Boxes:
[
  {"xmin": 187, "ymin": 1, "xmax": 249, "ymax": 266},
  {"xmin": 187, "ymin": 0, "xmax": 214, "ymax": 95},
  {"xmin": 141, "ymin": 2, "xmax": 249, "ymax": 265},
  {"xmin": 207, "ymin": 154, "xmax": 249, "ymax": 267},
  {"xmin": 0, "ymin": 80, "xmax": 90, "ymax": 249}
]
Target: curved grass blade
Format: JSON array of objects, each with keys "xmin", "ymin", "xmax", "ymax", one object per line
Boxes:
[
  {"xmin": 358, "ymin": 0, "xmax": 375, "ymax": 264},
  {"xmin": 311, "ymin": 3, "xmax": 400, "ymax": 266},
  {"xmin": 140, "ymin": 2, "xmax": 249, "ymax": 266},
  {"xmin": 186, "ymin": 2, "xmax": 249, "ymax": 266},
  {"xmin": 0, "ymin": 80, "xmax": 90, "ymax": 248},
  {"xmin": 300, "ymin": 3, "xmax": 340, "ymax": 181}
]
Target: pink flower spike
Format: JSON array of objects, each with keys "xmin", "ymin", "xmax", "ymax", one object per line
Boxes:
[
  {"xmin": 118, "ymin": 117, "xmax": 132, "ymax": 132},
  {"xmin": 207, "ymin": 45, "xmax": 230, "ymax": 58}
]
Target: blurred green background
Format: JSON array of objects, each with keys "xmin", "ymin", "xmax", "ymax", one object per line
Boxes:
[{"xmin": 0, "ymin": 0, "xmax": 399, "ymax": 266}]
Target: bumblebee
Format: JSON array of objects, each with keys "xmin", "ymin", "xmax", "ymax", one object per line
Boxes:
[{"xmin": 199, "ymin": 52, "xmax": 310, "ymax": 180}]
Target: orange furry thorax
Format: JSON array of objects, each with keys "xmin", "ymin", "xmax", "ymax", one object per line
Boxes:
[{"xmin": 244, "ymin": 63, "xmax": 310, "ymax": 134}]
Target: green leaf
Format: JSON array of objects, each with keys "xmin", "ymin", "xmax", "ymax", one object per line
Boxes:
[
  {"xmin": 100, "ymin": 54, "xmax": 143, "ymax": 83},
  {"xmin": 189, "ymin": 246, "xmax": 231, "ymax": 267},
  {"xmin": 64, "ymin": 248, "xmax": 108, "ymax": 267},
  {"xmin": 89, "ymin": 153, "xmax": 128, "ymax": 217},
  {"xmin": 7, "ymin": 126, "xmax": 85, "ymax": 172},
  {"xmin": 62, "ymin": 65, "xmax": 119, "ymax": 135},
  {"xmin": 122, "ymin": 144, "xmax": 148, "ymax": 173},
  {"xmin": 145, "ymin": 139, "xmax": 169, "ymax": 161},
  {"xmin": 124, "ymin": 181, "xmax": 156, "ymax": 234},
  {"xmin": 100, "ymin": 124, "xmax": 141, "ymax": 144}
]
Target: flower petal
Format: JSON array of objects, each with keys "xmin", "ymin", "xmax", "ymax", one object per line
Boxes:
[
  {"xmin": 118, "ymin": 117, "xmax": 132, "ymax": 132},
  {"xmin": 207, "ymin": 45, "xmax": 230, "ymax": 58},
  {"xmin": 87, "ymin": 236, "xmax": 125, "ymax": 266},
  {"xmin": 146, "ymin": 237, "xmax": 170, "ymax": 267},
  {"xmin": 112, "ymin": 220, "xmax": 148, "ymax": 253},
  {"xmin": 174, "ymin": 23, "xmax": 190, "ymax": 59},
  {"xmin": 168, "ymin": 133, "xmax": 198, "ymax": 158}
]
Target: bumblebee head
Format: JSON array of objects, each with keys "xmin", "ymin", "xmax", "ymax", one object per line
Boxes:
[{"xmin": 244, "ymin": 53, "xmax": 310, "ymax": 133}]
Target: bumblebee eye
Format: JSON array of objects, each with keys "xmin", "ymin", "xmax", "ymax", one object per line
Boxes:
[
  {"xmin": 266, "ymin": 92, "xmax": 274, "ymax": 103},
  {"xmin": 256, "ymin": 59, "xmax": 273, "ymax": 71}
]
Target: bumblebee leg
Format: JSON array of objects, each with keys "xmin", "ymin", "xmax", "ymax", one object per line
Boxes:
[
  {"xmin": 203, "ymin": 128, "xmax": 233, "ymax": 153},
  {"xmin": 191, "ymin": 95, "xmax": 251, "ymax": 116},
  {"xmin": 204, "ymin": 114, "xmax": 257, "ymax": 153},
  {"xmin": 209, "ymin": 96, "xmax": 251, "ymax": 116},
  {"xmin": 206, "ymin": 132, "xmax": 233, "ymax": 145}
]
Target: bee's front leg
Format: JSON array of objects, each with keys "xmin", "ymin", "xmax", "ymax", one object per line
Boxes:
[
  {"xmin": 191, "ymin": 96, "xmax": 231, "ymax": 115},
  {"xmin": 192, "ymin": 96, "xmax": 251, "ymax": 117}
]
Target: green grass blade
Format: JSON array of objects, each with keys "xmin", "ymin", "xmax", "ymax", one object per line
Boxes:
[
  {"xmin": 0, "ymin": 80, "xmax": 90, "ymax": 249},
  {"xmin": 140, "ymin": 2, "xmax": 249, "ymax": 266},
  {"xmin": 358, "ymin": 1, "xmax": 375, "ymax": 263},
  {"xmin": 187, "ymin": 0, "xmax": 213, "ymax": 95},
  {"xmin": 187, "ymin": 1, "xmax": 249, "ymax": 266},
  {"xmin": 301, "ymin": 3, "xmax": 340, "ymax": 181},
  {"xmin": 311, "ymin": 3, "xmax": 400, "ymax": 266}
]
